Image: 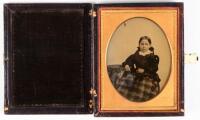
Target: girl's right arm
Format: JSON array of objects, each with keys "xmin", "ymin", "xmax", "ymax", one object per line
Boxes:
[{"xmin": 122, "ymin": 54, "xmax": 135, "ymax": 71}]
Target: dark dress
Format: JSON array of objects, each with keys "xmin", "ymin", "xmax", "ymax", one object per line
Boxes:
[{"xmin": 116, "ymin": 50, "xmax": 160, "ymax": 102}]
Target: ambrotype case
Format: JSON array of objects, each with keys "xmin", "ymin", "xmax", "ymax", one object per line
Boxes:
[{"xmin": 4, "ymin": 3, "xmax": 184, "ymax": 116}]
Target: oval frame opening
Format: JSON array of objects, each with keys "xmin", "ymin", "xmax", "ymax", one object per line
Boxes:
[{"xmin": 106, "ymin": 17, "xmax": 172, "ymax": 102}]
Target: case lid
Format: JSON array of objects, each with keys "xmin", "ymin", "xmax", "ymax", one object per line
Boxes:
[{"xmin": 4, "ymin": 3, "xmax": 93, "ymax": 114}]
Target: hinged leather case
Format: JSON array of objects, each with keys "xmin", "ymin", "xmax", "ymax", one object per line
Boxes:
[{"xmin": 4, "ymin": 3, "xmax": 184, "ymax": 116}]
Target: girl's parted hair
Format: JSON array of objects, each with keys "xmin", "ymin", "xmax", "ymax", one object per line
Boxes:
[
  {"xmin": 139, "ymin": 36, "xmax": 152, "ymax": 44},
  {"xmin": 138, "ymin": 36, "xmax": 154, "ymax": 53}
]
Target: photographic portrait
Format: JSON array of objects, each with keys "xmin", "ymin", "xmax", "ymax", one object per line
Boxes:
[{"xmin": 107, "ymin": 17, "xmax": 171, "ymax": 102}]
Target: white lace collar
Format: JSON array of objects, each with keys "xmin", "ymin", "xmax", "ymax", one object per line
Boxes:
[{"xmin": 139, "ymin": 50, "xmax": 152, "ymax": 56}]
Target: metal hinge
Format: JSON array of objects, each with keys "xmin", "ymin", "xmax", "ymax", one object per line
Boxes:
[
  {"xmin": 185, "ymin": 53, "xmax": 198, "ymax": 64},
  {"xmin": 90, "ymin": 88, "xmax": 97, "ymax": 97},
  {"xmin": 89, "ymin": 88, "xmax": 97, "ymax": 110},
  {"xmin": 89, "ymin": 99, "xmax": 94, "ymax": 109},
  {"xmin": 89, "ymin": 10, "xmax": 96, "ymax": 17}
]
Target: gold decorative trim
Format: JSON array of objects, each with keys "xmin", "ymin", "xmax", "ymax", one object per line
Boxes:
[{"xmin": 98, "ymin": 7, "xmax": 182, "ymax": 112}]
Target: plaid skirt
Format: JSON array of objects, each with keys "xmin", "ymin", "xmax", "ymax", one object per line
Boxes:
[{"xmin": 115, "ymin": 71, "xmax": 160, "ymax": 102}]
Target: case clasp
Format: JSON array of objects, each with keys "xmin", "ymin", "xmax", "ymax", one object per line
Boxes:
[
  {"xmin": 4, "ymin": 107, "xmax": 8, "ymax": 112},
  {"xmin": 185, "ymin": 53, "xmax": 198, "ymax": 64},
  {"xmin": 4, "ymin": 57, "xmax": 9, "ymax": 62}
]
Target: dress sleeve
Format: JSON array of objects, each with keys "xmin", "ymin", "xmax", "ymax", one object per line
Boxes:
[
  {"xmin": 122, "ymin": 54, "xmax": 135, "ymax": 67},
  {"xmin": 145, "ymin": 55, "xmax": 159, "ymax": 74}
]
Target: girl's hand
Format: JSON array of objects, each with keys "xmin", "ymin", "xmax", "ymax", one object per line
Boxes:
[
  {"xmin": 125, "ymin": 65, "xmax": 131, "ymax": 71},
  {"xmin": 137, "ymin": 68, "xmax": 144, "ymax": 73}
]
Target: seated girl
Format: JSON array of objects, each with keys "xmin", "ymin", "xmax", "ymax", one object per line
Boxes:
[{"xmin": 116, "ymin": 36, "xmax": 160, "ymax": 102}]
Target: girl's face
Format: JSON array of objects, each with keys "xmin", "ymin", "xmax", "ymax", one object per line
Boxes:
[{"xmin": 139, "ymin": 39, "xmax": 151, "ymax": 53}]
